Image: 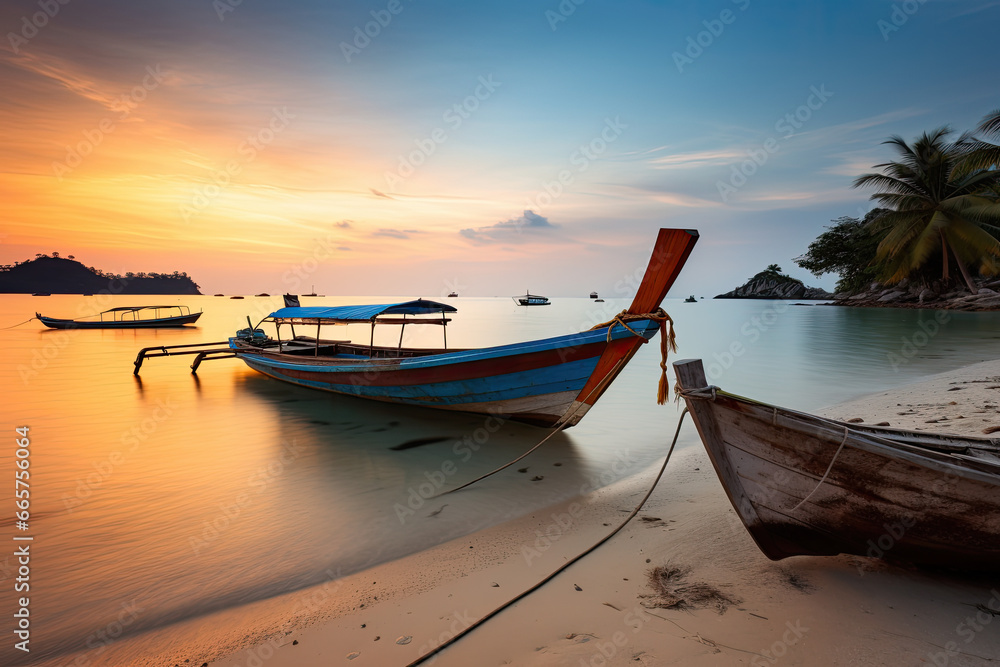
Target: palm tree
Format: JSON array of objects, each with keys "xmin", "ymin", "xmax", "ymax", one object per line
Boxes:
[
  {"xmin": 853, "ymin": 127, "xmax": 1000, "ymax": 293},
  {"xmin": 961, "ymin": 109, "xmax": 1000, "ymax": 173}
]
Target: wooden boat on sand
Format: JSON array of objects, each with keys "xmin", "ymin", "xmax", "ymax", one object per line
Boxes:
[
  {"xmin": 674, "ymin": 358, "xmax": 1000, "ymax": 571},
  {"xmin": 38, "ymin": 306, "xmax": 202, "ymax": 329},
  {"xmin": 134, "ymin": 229, "xmax": 698, "ymax": 428}
]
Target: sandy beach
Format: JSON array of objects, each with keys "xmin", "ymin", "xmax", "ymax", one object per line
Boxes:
[
  {"xmin": 160, "ymin": 359, "xmax": 997, "ymax": 667},
  {"xmin": 62, "ymin": 359, "xmax": 997, "ymax": 667}
]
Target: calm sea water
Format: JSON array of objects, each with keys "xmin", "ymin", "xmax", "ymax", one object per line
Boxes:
[{"xmin": 2, "ymin": 294, "xmax": 999, "ymax": 665}]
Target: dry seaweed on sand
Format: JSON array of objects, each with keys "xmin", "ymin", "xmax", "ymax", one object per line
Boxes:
[{"xmin": 641, "ymin": 565, "xmax": 741, "ymax": 614}]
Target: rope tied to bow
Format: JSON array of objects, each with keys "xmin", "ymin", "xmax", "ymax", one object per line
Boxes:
[{"xmin": 590, "ymin": 308, "xmax": 676, "ymax": 405}]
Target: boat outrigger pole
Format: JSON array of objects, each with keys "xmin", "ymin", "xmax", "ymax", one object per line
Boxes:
[{"xmin": 133, "ymin": 341, "xmax": 235, "ymax": 375}]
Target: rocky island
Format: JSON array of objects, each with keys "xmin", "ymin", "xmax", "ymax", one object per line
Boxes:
[
  {"xmin": 715, "ymin": 264, "xmax": 833, "ymax": 300},
  {"xmin": 0, "ymin": 254, "xmax": 201, "ymax": 295}
]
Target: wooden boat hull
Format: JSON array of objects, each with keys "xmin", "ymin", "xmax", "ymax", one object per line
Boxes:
[
  {"xmin": 38, "ymin": 312, "xmax": 203, "ymax": 329},
  {"xmin": 234, "ymin": 321, "xmax": 659, "ymax": 427},
  {"xmin": 674, "ymin": 359, "xmax": 1000, "ymax": 571}
]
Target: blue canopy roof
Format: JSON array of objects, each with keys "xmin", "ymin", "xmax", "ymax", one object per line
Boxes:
[{"xmin": 267, "ymin": 299, "xmax": 457, "ymax": 323}]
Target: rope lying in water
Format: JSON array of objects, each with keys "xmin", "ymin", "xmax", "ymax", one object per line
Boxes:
[
  {"xmin": 589, "ymin": 308, "xmax": 676, "ymax": 405},
  {"xmin": 0, "ymin": 317, "xmax": 37, "ymax": 330},
  {"xmin": 434, "ymin": 356, "xmax": 629, "ymax": 498},
  {"xmin": 405, "ymin": 409, "xmax": 690, "ymax": 667},
  {"xmin": 438, "ymin": 310, "xmax": 676, "ymax": 497}
]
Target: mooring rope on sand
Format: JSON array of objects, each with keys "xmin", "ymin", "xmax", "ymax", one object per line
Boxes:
[{"xmin": 405, "ymin": 409, "xmax": 690, "ymax": 667}]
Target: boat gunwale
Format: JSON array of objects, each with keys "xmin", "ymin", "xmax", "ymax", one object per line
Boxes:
[{"xmin": 230, "ymin": 319, "xmax": 661, "ymax": 373}]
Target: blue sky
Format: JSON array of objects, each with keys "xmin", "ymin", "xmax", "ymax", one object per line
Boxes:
[{"xmin": 1, "ymin": 0, "xmax": 998, "ymax": 295}]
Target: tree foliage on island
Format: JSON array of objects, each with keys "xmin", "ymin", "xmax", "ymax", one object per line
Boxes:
[{"xmin": 795, "ymin": 210, "xmax": 885, "ymax": 293}]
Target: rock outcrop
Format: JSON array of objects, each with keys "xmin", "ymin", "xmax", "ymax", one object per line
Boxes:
[
  {"xmin": 832, "ymin": 279, "xmax": 1000, "ymax": 311},
  {"xmin": 715, "ymin": 271, "xmax": 834, "ymax": 300}
]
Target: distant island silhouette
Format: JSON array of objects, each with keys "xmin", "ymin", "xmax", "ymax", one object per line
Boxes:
[{"xmin": 0, "ymin": 254, "xmax": 201, "ymax": 295}]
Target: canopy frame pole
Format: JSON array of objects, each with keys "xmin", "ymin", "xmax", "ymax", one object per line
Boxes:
[
  {"xmin": 442, "ymin": 308, "xmax": 447, "ymax": 350},
  {"xmin": 398, "ymin": 314, "xmax": 406, "ymax": 354},
  {"xmin": 369, "ymin": 321, "xmax": 376, "ymax": 358},
  {"xmin": 276, "ymin": 322, "xmax": 282, "ymax": 352},
  {"xmin": 315, "ymin": 321, "xmax": 321, "ymax": 357}
]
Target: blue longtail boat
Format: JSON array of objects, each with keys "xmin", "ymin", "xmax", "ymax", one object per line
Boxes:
[{"xmin": 134, "ymin": 229, "xmax": 698, "ymax": 427}]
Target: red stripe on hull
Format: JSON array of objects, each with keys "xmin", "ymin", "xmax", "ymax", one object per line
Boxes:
[{"xmin": 248, "ymin": 340, "xmax": 608, "ymax": 387}]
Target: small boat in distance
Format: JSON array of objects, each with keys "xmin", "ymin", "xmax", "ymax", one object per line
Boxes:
[
  {"xmin": 674, "ymin": 358, "xmax": 1000, "ymax": 571},
  {"xmin": 256, "ymin": 293, "xmax": 270, "ymax": 297},
  {"xmin": 38, "ymin": 305, "xmax": 202, "ymax": 329},
  {"xmin": 230, "ymin": 296, "xmax": 244, "ymax": 299},
  {"xmin": 514, "ymin": 292, "xmax": 550, "ymax": 306},
  {"xmin": 684, "ymin": 295, "xmax": 696, "ymax": 303},
  {"xmin": 32, "ymin": 293, "xmax": 51, "ymax": 296},
  {"xmin": 590, "ymin": 291, "xmax": 598, "ymax": 299},
  {"xmin": 134, "ymin": 229, "xmax": 699, "ymax": 428},
  {"xmin": 303, "ymin": 285, "xmax": 318, "ymax": 297},
  {"xmin": 448, "ymin": 292, "xmax": 459, "ymax": 297},
  {"xmin": 595, "ymin": 299, "xmax": 605, "ymax": 302},
  {"xmin": 214, "ymin": 294, "xmax": 225, "ymax": 297}
]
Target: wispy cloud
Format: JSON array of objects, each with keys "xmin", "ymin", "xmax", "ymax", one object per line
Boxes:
[
  {"xmin": 646, "ymin": 148, "xmax": 746, "ymax": 170},
  {"xmin": 372, "ymin": 228, "xmax": 423, "ymax": 239},
  {"xmin": 460, "ymin": 210, "xmax": 559, "ymax": 243}
]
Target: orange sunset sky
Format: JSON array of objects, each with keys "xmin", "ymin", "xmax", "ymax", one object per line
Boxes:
[{"xmin": 2, "ymin": 1, "xmax": 998, "ymax": 295}]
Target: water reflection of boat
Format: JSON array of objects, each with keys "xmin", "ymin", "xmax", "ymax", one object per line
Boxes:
[
  {"xmin": 137, "ymin": 229, "xmax": 698, "ymax": 428},
  {"xmin": 38, "ymin": 305, "xmax": 202, "ymax": 329},
  {"xmin": 514, "ymin": 292, "xmax": 550, "ymax": 306},
  {"xmin": 674, "ymin": 358, "xmax": 1000, "ymax": 571}
]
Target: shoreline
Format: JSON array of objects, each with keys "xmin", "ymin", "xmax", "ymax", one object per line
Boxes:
[{"xmin": 57, "ymin": 359, "xmax": 1000, "ymax": 667}]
